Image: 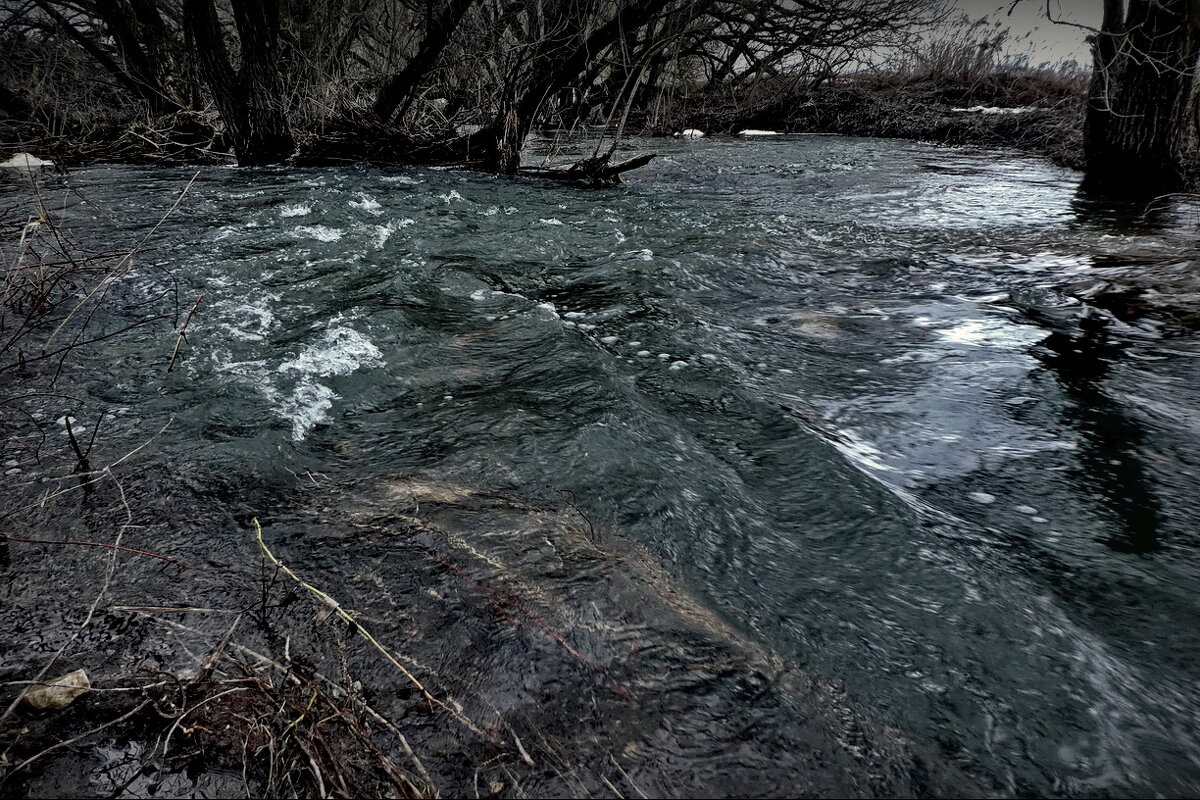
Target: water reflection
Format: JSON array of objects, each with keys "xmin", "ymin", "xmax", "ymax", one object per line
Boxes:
[{"xmin": 1035, "ymin": 309, "xmax": 1161, "ymax": 554}]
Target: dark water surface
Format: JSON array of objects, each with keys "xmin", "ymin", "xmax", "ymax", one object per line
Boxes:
[{"xmin": 6, "ymin": 135, "xmax": 1200, "ymax": 796}]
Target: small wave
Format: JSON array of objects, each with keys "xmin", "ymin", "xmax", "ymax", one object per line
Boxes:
[
  {"xmin": 279, "ymin": 326, "xmax": 384, "ymax": 379},
  {"xmin": 281, "ymin": 204, "xmax": 312, "ymax": 217},
  {"xmin": 349, "ymin": 194, "xmax": 383, "ymax": 215},
  {"xmin": 218, "ymin": 296, "xmax": 279, "ymax": 342},
  {"xmin": 242, "ymin": 326, "xmax": 385, "ymax": 441},
  {"xmin": 373, "ymin": 218, "xmax": 414, "ymax": 248},
  {"xmin": 293, "ymin": 225, "xmax": 343, "ymax": 242}
]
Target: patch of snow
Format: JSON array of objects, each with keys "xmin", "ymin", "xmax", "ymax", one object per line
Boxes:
[
  {"xmin": 0, "ymin": 152, "xmax": 53, "ymax": 170},
  {"xmin": 951, "ymin": 106, "xmax": 1036, "ymax": 115}
]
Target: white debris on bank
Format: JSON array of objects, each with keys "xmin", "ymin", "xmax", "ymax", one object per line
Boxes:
[
  {"xmin": 0, "ymin": 152, "xmax": 54, "ymax": 170},
  {"xmin": 23, "ymin": 669, "xmax": 90, "ymax": 709},
  {"xmin": 951, "ymin": 106, "xmax": 1037, "ymax": 115},
  {"xmin": 737, "ymin": 129, "xmax": 780, "ymax": 136},
  {"xmin": 675, "ymin": 128, "xmax": 705, "ymax": 138}
]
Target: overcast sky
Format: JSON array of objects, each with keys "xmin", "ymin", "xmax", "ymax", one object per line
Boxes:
[{"xmin": 951, "ymin": 1, "xmax": 1102, "ymax": 67}]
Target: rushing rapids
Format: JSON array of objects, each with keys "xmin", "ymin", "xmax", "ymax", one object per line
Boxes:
[{"xmin": 2, "ymin": 134, "xmax": 1199, "ymax": 797}]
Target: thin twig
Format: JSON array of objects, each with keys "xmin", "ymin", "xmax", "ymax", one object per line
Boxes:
[{"xmin": 166, "ymin": 291, "xmax": 204, "ymax": 374}]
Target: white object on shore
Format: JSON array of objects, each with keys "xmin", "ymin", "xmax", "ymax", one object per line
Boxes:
[
  {"xmin": 23, "ymin": 669, "xmax": 91, "ymax": 709},
  {"xmin": 737, "ymin": 129, "xmax": 780, "ymax": 136},
  {"xmin": 0, "ymin": 152, "xmax": 54, "ymax": 170},
  {"xmin": 951, "ymin": 106, "xmax": 1035, "ymax": 116},
  {"xmin": 676, "ymin": 128, "xmax": 705, "ymax": 138}
]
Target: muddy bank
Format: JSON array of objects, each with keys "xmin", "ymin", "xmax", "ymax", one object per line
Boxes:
[{"xmin": 0, "ymin": 468, "xmax": 985, "ymax": 798}]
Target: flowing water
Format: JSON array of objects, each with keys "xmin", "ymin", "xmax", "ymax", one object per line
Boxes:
[{"xmin": 4, "ymin": 135, "xmax": 1200, "ymax": 796}]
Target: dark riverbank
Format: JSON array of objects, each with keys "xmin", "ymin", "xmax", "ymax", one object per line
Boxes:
[
  {"xmin": 656, "ymin": 73, "xmax": 1086, "ymax": 170},
  {"xmin": 1, "ymin": 74, "xmax": 1087, "ymax": 172},
  {"xmin": 0, "ymin": 471, "xmax": 983, "ymax": 798}
]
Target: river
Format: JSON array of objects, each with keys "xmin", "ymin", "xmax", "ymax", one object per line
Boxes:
[{"xmin": 3, "ymin": 134, "xmax": 1199, "ymax": 797}]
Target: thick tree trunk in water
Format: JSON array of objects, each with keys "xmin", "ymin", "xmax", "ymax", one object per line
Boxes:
[
  {"xmin": 1083, "ymin": 0, "xmax": 1200, "ymax": 193},
  {"xmin": 183, "ymin": 0, "xmax": 294, "ymax": 166}
]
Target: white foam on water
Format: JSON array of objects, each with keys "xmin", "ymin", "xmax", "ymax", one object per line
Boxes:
[
  {"xmin": 274, "ymin": 326, "xmax": 385, "ymax": 440},
  {"xmin": 277, "ymin": 383, "xmax": 338, "ymax": 442},
  {"xmin": 279, "ymin": 326, "xmax": 383, "ymax": 378},
  {"xmin": 219, "ymin": 296, "xmax": 279, "ymax": 341},
  {"xmin": 539, "ymin": 218, "xmax": 563, "ymax": 226},
  {"xmin": 381, "ymin": 175, "xmax": 420, "ymax": 184},
  {"xmin": 438, "ymin": 190, "xmax": 464, "ymax": 203},
  {"xmin": 372, "ymin": 218, "xmax": 415, "ymax": 249},
  {"xmin": 293, "ymin": 225, "xmax": 344, "ymax": 242},
  {"xmin": 349, "ymin": 194, "xmax": 383, "ymax": 215},
  {"xmin": 969, "ymin": 491, "xmax": 997, "ymax": 505},
  {"xmin": 281, "ymin": 204, "xmax": 312, "ymax": 218}
]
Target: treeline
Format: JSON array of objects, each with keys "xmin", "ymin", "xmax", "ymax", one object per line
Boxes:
[
  {"xmin": 0, "ymin": 0, "xmax": 936, "ymax": 169},
  {"xmin": 2, "ymin": 0, "xmax": 1200, "ymax": 195}
]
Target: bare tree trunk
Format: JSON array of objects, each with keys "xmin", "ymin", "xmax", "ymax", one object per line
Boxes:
[
  {"xmin": 92, "ymin": 0, "xmax": 180, "ymax": 114},
  {"xmin": 33, "ymin": 0, "xmax": 179, "ymax": 114},
  {"xmin": 479, "ymin": 0, "xmax": 669, "ymax": 173},
  {"xmin": 1084, "ymin": 0, "xmax": 1200, "ymax": 193},
  {"xmin": 184, "ymin": 0, "xmax": 294, "ymax": 166},
  {"xmin": 373, "ymin": 0, "xmax": 476, "ymax": 123}
]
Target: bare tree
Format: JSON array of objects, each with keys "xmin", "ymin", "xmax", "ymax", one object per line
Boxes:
[
  {"xmin": 184, "ymin": 0, "xmax": 295, "ymax": 165},
  {"xmin": 1080, "ymin": 0, "xmax": 1200, "ymax": 193}
]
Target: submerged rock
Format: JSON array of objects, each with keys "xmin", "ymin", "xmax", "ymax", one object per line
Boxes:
[{"xmin": 294, "ymin": 473, "xmax": 989, "ymax": 798}]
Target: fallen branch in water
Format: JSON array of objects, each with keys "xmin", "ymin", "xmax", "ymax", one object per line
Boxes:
[
  {"xmin": 166, "ymin": 291, "xmax": 205, "ymax": 373},
  {"xmin": 518, "ymin": 152, "xmax": 656, "ymax": 187}
]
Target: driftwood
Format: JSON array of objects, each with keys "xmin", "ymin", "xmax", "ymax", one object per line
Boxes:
[{"xmin": 518, "ymin": 152, "xmax": 656, "ymax": 186}]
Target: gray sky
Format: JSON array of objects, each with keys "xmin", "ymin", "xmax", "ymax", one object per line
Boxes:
[{"xmin": 952, "ymin": 1, "xmax": 1101, "ymax": 67}]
